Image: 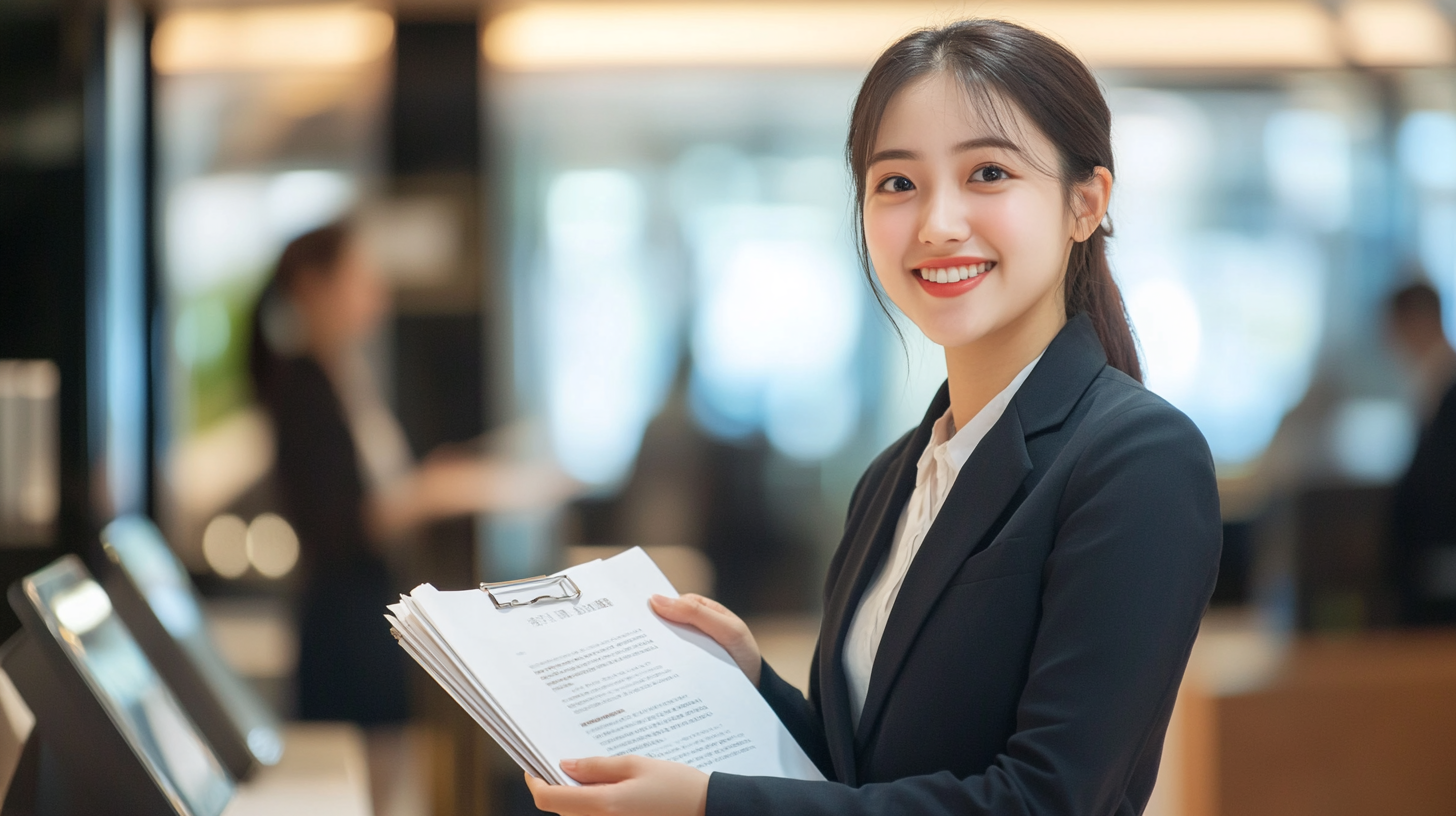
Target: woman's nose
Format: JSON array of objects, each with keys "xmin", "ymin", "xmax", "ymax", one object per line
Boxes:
[{"xmin": 917, "ymin": 186, "xmax": 971, "ymax": 246}]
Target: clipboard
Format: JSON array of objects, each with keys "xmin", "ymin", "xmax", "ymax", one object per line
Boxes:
[
  {"xmin": 390, "ymin": 574, "xmax": 584, "ymax": 641},
  {"xmin": 479, "ymin": 574, "xmax": 582, "ymax": 609},
  {"xmin": 386, "ymin": 546, "xmax": 827, "ymax": 785}
]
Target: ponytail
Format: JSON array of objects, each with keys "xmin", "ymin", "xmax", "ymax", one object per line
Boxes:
[{"xmin": 1066, "ymin": 225, "xmax": 1141, "ymax": 382}]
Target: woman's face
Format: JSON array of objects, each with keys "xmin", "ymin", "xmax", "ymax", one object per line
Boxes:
[
  {"xmin": 294, "ymin": 242, "xmax": 390, "ymax": 353},
  {"xmin": 863, "ymin": 72, "xmax": 1104, "ymax": 350}
]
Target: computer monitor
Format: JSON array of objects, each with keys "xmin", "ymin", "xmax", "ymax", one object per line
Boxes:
[
  {"xmin": 2, "ymin": 555, "xmax": 234, "ymax": 816},
  {"xmin": 99, "ymin": 515, "xmax": 283, "ymax": 780}
]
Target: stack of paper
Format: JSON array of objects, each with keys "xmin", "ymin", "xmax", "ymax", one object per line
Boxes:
[{"xmin": 385, "ymin": 547, "xmax": 825, "ymax": 786}]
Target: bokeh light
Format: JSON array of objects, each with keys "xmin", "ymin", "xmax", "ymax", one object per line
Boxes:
[
  {"xmin": 201, "ymin": 513, "xmax": 249, "ymax": 578},
  {"xmin": 245, "ymin": 513, "xmax": 300, "ymax": 579}
]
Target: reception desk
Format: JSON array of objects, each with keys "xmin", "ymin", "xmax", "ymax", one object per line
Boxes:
[
  {"xmin": 1168, "ymin": 621, "xmax": 1456, "ymax": 816},
  {"xmin": 224, "ymin": 722, "xmax": 372, "ymax": 816}
]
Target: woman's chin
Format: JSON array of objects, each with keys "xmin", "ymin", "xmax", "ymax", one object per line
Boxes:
[
  {"xmin": 907, "ymin": 310, "xmax": 995, "ymax": 349},
  {"xmin": 918, "ymin": 326, "xmax": 986, "ymax": 350}
]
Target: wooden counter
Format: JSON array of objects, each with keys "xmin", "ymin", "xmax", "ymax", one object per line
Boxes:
[{"xmin": 1170, "ymin": 624, "xmax": 1456, "ymax": 816}]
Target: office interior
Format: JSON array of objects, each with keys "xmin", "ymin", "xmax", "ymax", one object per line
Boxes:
[{"xmin": 2, "ymin": 0, "xmax": 1456, "ymax": 813}]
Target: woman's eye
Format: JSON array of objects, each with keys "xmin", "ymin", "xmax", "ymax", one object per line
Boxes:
[
  {"xmin": 878, "ymin": 175, "xmax": 915, "ymax": 193},
  {"xmin": 972, "ymin": 165, "xmax": 1008, "ymax": 183}
]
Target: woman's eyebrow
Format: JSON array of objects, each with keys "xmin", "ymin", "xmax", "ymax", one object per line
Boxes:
[
  {"xmin": 868, "ymin": 136, "xmax": 1023, "ymax": 167},
  {"xmin": 868, "ymin": 148, "xmax": 917, "ymax": 165},
  {"xmin": 954, "ymin": 135, "xmax": 1022, "ymax": 154}
]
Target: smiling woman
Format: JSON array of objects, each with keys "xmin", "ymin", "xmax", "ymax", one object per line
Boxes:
[
  {"xmin": 848, "ymin": 28, "xmax": 1138, "ymax": 388},
  {"xmin": 527, "ymin": 19, "xmax": 1221, "ymax": 816}
]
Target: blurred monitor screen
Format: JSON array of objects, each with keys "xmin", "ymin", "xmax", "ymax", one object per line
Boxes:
[
  {"xmin": 12, "ymin": 556, "xmax": 233, "ymax": 815},
  {"xmin": 101, "ymin": 515, "xmax": 283, "ymax": 775}
]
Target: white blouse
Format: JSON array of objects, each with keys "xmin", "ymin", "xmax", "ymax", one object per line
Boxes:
[{"xmin": 843, "ymin": 354, "xmax": 1042, "ymax": 731}]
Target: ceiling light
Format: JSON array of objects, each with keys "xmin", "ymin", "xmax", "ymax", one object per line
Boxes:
[
  {"xmin": 998, "ymin": 1, "xmax": 1341, "ymax": 69},
  {"xmin": 153, "ymin": 3, "xmax": 394, "ymax": 74},
  {"xmin": 1341, "ymin": 0, "xmax": 1455, "ymax": 67},
  {"xmin": 484, "ymin": 3, "xmax": 930, "ymax": 70},
  {"xmin": 483, "ymin": 1, "xmax": 1345, "ymax": 70}
]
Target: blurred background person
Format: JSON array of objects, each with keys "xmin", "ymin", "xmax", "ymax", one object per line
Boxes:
[
  {"xmin": 1388, "ymin": 281, "xmax": 1456, "ymax": 422},
  {"xmin": 1386, "ymin": 281, "xmax": 1456, "ymax": 625},
  {"xmin": 248, "ymin": 221, "xmax": 570, "ymax": 809}
]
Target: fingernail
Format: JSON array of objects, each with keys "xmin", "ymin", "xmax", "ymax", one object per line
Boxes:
[
  {"xmin": 650, "ymin": 594, "xmax": 669, "ymax": 604},
  {"xmin": 560, "ymin": 758, "xmax": 578, "ymax": 770}
]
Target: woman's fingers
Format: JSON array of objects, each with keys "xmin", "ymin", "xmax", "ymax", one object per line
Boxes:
[
  {"xmin": 650, "ymin": 594, "xmax": 761, "ymax": 686},
  {"xmin": 524, "ymin": 772, "xmax": 550, "ymax": 797},
  {"xmin": 527, "ymin": 770, "xmax": 613, "ymax": 816},
  {"xmin": 561, "ymin": 755, "xmax": 637, "ymax": 784},
  {"xmin": 531, "ymin": 757, "xmax": 710, "ymax": 816},
  {"xmin": 524, "ymin": 772, "xmax": 576, "ymax": 816},
  {"xmin": 526, "ymin": 759, "xmax": 637, "ymax": 816},
  {"xmin": 651, "ymin": 595, "xmax": 729, "ymax": 642},
  {"xmin": 651, "ymin": 594, "xmax": 740, "ymax": 637}
]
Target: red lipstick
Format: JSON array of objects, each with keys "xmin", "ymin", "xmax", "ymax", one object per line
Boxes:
[{"xmin": 911, "ymin": 257, "xmax": 996, "ymax": 298}]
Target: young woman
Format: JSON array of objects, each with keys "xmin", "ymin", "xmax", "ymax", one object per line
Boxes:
[
  {"xmin": 249, "ymin": 224, "xmax": 572, "ymax": 803},
  {"xmin": 527, "ymin": 19, "xmax": 1221, "ymax": 816}
]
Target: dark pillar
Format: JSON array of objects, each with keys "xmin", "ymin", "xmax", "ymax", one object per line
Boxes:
[{"xmin": 0, "ymin": 0, "xmax": 153, "ymax": 639}]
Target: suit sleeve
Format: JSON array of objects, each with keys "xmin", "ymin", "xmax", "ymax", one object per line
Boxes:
[
  {"xmin": 757, "ymin": 655, "xmax": 834, "ymax": 779},
  {"xmin": 706, "ymin": 403, "xmax": 1222, "ymax": 816}
]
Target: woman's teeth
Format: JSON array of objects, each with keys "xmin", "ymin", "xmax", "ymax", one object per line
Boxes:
[{"xmin": 918, "ymin": 262, "xmax": 994, "ymax": 283}]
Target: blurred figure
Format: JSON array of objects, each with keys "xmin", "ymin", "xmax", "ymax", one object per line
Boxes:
[
  {"xmin": 248, "ymin": 222, "xmax": 570, "ymax": 810},
  {"xmin": 1385, "ymin": 281, "xmax": 1456, "ymax": 625}
]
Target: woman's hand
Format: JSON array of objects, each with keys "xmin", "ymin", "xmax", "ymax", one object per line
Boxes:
[
  {"xmin": 649, "ymin": 594, "xmax": 761, "ymax": 687},
  {"xmin": 417, "ymin": 454, "xmax": 580, "ymax": 516},
  {"xmin": 369, "ymin": 455, "xmax": 580, "ymax": 540},
  {"xmin": 525, "ymin": 756, "xmax": 708, "ymax": 816}
]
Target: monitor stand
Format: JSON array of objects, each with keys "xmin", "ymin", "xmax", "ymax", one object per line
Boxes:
[
  {"xmin": 0, "ymin": 632, "xmax": 176, "ymax": 816},
  {"xmin": 0, "ymin": 726, "xmax": 79, "ymax": 816},
  {"xmin": 0, "ymin": 727, "xmax": 38, "ymax": 816}
]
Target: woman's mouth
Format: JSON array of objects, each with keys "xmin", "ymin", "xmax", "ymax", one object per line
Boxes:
[
  {"xmin": 913, "ymin": 261, "xmax": 996, "ymax": 297},
  {"xmin": 916, "ymin": 261, "xmax": 994, "ymax": 284}
]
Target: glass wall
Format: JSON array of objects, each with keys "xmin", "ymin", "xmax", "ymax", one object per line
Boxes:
[
  {"xmin": 491, "ymin": 64, "xmax": 1429, "ymax": 594},
  {"xmin": 1399, "ymin": 70, "xmax": 1456, "ymax": 334},
  {"xmin": 493, "ymin": 70, "xmax": 884, "ymax": 484}
]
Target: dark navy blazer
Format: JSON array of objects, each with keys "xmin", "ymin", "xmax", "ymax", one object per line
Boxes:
[{"xmin": 706, "ymin": 313, "xmax": 1222, "ymax": 816}]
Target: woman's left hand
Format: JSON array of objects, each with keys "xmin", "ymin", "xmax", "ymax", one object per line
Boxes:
[{"xmin": 525, "ymin": 756, "xmax": 709, "ymax": 816}]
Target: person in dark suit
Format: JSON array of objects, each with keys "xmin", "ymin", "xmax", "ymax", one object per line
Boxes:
[
  {"xmin": 1386, "ymin": 282, "xmax": 1456, "ymax": 624},
  {"xmin": 248, "ymin": 223, "xmax": 574, "ymax": 805},
  {"xmin": 527, "ymin": 19, "xmax": 1221, "ymax": 816},
  {"xmin": 249, "ymin": 224, "xmax": 408, "ymax": 727}
]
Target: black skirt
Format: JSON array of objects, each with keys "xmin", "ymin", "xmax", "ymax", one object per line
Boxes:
[{"xmin": 296, "ymin": 556, "xmax": 410, "ymax": 725}]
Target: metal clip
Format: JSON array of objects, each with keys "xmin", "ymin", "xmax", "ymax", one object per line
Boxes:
[{"xmin": 480, "ymin": 574, "xmax": 582, "ymax": 609}]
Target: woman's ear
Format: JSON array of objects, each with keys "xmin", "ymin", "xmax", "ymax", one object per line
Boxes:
[{"xmin": 1072, "ymin": 166, "xmax": 1113, "ymax": 242}]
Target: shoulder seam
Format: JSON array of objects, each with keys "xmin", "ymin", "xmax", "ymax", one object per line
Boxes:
[{"xmin": 1056, "ymin": 401, "xmax": 1189, "ymax": 526}]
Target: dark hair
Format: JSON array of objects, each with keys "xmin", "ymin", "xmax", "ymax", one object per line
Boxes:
[
  {"xmin": 847, "ymin": 19, "xmax": 1141, "ymax": 381},
  {"xmin": 247, "ymin": 221, "xmax": 353, "ymax": 404},
  {"xmin": 1388, "ymin": 281, "xmax": 1442, "ymax": 324}
]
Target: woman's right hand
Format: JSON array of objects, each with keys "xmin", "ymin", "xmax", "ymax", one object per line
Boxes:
[{"xmin": 650, "ymin": 594, "xmax": 762, "ymax": 687}]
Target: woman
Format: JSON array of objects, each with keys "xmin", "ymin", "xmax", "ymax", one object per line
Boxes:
[
  {"xmin": 249, "ymin": 223, "xmax": 568, "ymax": 724},
  {"xmin": 527, "ymin": 19, "xmax": 1222, "ymax": 816},
  {"xmin": 249, "ymin": 222, "xmax": 410, "ymax": 728}
]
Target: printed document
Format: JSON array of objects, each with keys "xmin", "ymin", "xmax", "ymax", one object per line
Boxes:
[{"xmin": 386, "ymin": 547, "xmax": 825, "ymax": 786}]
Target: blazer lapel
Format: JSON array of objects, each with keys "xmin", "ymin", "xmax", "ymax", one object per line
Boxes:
[
  {"xmin": 821, "ymin": 313, "xmax": 1110, "ymax": 775},
  {"xmin": 850, "ymin": 313, "xmax": 1108, "ymax": 751},
  {"xmin": 816, "ymin": 385, "xmax": 947, "ymax": 785},
  {"xmin": 852, "ymin": 406, "xmax": 1032, "ymax": 751},
  {"xmin": 1013, "ymin": 313, "xmax": 1109, "ymax": 438}
]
